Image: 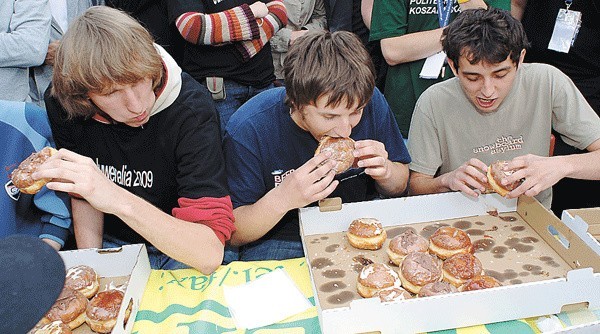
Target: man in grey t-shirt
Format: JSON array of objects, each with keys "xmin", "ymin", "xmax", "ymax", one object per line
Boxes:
[{"xmin": 407, "ymin": 8, "xmax": 600, "ymax": 209}]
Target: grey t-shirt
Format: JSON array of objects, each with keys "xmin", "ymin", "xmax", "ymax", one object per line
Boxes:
[{"xmin": 408, "ymin": 63, "xmax": 600, "ymax": 208}]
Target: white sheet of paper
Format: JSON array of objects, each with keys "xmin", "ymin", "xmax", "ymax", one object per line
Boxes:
[
  {"xmin": 420, "ymin": 51, "xmax": 446, "ymax": 79},
  {"xmin": 223, "ymin": 268, "xmax": 312, "ymax": 330}
]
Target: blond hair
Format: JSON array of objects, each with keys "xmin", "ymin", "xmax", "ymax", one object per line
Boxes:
[{"xmin": 51, "ymin": 6, "xmax": 163, "ymax": 118}]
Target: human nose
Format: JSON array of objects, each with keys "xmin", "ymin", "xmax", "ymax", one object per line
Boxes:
[
  {"xmin": 124, "ymin": 87, "xmax": 143, "ymax": 114},
  {"xmin": 335, "ymin": 117, "xmax": 353, "ymax": 138},
  {"xmin": 481, "ymin": 77, "xmax": 495, "ymax": 97}
]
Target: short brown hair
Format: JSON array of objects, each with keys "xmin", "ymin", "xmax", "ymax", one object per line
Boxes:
[
  {"xmin": 51, "ymin": 6, "xmax": 163, "ymax": 119},
  {"xmin": 283, "ymin": 31, "xmax": 375, "ymax": 111}
]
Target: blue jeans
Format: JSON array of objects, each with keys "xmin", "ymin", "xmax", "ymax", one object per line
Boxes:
[
  {"xmin": 103, "ymin": 236, "xmax": 190, "ymax": 270},
  {"xmin": 214, "ymin": 80, "xmax": 274, "ymax": 137},
  {"xmin": 239, "ymin": 239, "xmax": 304, "ymax": 262}
]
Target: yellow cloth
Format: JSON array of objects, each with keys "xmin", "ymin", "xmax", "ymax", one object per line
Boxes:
[{"xmin": 132, "ymin": 258, "xmax": 599, "ymax": 334}]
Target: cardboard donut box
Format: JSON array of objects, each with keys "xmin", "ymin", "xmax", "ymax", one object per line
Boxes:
[
  {"xmin": 299, "ymin": 193, "xmax": 600, "ymax": 334},
  {"xmin": 58, "ymin": 244, "xmax": 151, "ymax": 334}
]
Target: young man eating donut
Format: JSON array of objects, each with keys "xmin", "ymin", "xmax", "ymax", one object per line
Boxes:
[
  {"xmin": 222, "ymin": 30, "xmax": 411, "ymax": 262},
  {"xmin": 407, "ymin": 8, "xmax": 600, "ymax": 210},
  {"xmin": 34, "ymin": 7, "xmax": 235, "ymax": 274}
]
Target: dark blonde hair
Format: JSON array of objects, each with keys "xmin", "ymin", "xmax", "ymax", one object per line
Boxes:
[
  {"xmin": 283, "ymin": 31, "xmax": 375, "ymax": 111},
  {"xmin": 51, "ymin": 6, "xmax": 163, "ymax": 118}
]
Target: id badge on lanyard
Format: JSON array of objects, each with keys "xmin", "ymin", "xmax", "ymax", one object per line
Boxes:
[
  {"xmin": 548, "ymin": 0, "xmax": 582, "ymax": 53},
  {"xmin": 420, "ymin": 0, "xmax": 454, "ymax": 79}
]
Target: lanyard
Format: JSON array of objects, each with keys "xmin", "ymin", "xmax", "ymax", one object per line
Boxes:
[
  {"xmin": 565, "ymin": 0, "xmax": 573, "ymax": 10},
  {"xmin": 437, "ymin": 0, "xmax": 454, "ymax": 27}
]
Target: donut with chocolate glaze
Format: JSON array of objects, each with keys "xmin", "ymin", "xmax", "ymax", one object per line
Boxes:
[
  {"xmin": 43, "ymin": 287, "xmax": 87, "ymax": 330},
  {"xmin": 386, "ymin": 230, "xmax": 429, "ymax": 266},
  {"xmin": 315, "ymin": 135, "xmax": 356, "ymax": 174},
  {"xmin": 85, "ymin": 289, "xmax": 127, "ymax": 334},
  {"xmin": 347, "ymin": 218, "xmax": 387, "ymax": 250},
  {"xmin": 357, "ymin": 263, "xmax": 401, "ymax": 298},
  {"xmin": 429, "ymin": 226, "xmax": 473, "ymax": 260},
  {"xmin": 487, "ymin": 160, "xmax": 522, "ymax": 196},
  {"xmin": 10, "ymin": 147, "xmax": 57, "ymax": 194},
  {"xmin": 459, "ymin": 275, "xmax": 502, "ymax": 291},
  {"xmin": 64, "ymin": 265, "xmax": 99, "ymax": 299},
  {"xmin": 417, "ymin": 281, "xmax": 458, "ymax": 297},
  {"xmin": 442, "ymin": 253, "xmax": 484, "ymax": 287},
  {"xmin": 398, "ymin": 252, "xmax": 443, "ymax": 294}
]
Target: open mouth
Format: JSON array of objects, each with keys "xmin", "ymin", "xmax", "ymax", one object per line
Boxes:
[{"xmin": 477, "ymin": 97, "xmax": 496, "ymax": 108}]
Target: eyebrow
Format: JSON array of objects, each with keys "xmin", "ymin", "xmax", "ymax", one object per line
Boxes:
[{"xmin": 462, "ymin": 65, "xmax": 512, "ymax": 76}]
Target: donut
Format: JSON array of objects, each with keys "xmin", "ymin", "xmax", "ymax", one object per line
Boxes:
[
  {"xmin": 64, "ymin": 265, "xmax": 99, "ymax": 299},
  {"xmin": 429, "ymin": 226, "xmax": 473, "ymax": 260},
  {"xmin": 459, "ymin": 275, "xmax": 502, "ymax": 292},
  {"xmin": 314, "ymin": 135, "xmax": 356, "ymax": 174},
  {"xmin": 386, "ymin": 230, "xmax": 429, "ymax": 266},
  {"xmin": 376, "ymin": 287, "xmax": 412, "ymax": 302},
  {"xmin": 417, "ymin": 281, "xmax": 458, "ymax": 297},
  {"xmin": 398, "ymin": 252, "xmax": 443, "ymax": 294},
  {"xmin": 10, "ymin": 147, "xmax": 57, "ymax": 194},
  {"xmin": 442, "ymin": 253, "xmax": 484, "ymax": 287},
  {"xmin": 347, "ymin": 218, "xmax": 387, "ymax": 250},
  {"xmin": 29, "ymin": 320, "xmax": 73, "ymax": 334},
  {"xmin": 86, "ymin": 289, "xmax": 127, "ymax": 333},
  {"xmin": 43, "ymin": 287, "xmax": 87, "ymax": 330},
  {"xmin": 487, "ymin": 160, "xmax": 522, "ymax": 196},
  {"xmin": 357, "ymin": 263, "xmax": 401, "ymax": 298}
]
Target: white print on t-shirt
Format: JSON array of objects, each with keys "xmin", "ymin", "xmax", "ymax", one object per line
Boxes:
[
  {"xmin": 472, "ymin": 135, "xmax": 524, "ymax": 155},
  {"xmin": 96, "ymin": 159, "xmax": 154, "ymax": 189},
  {"xmin": 272, "ymin": 169, "xmax": 294, "ymax": 188},
  {"xmin": 409, "ymin": 1, "xmax": 459, "ymax": 15}
]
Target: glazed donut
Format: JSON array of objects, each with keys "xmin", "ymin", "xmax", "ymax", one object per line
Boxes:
[
  {"xmin": 357, "ymin": 263, "xmax": 401, "ymax": 298},
  {"xmin": 64, "ymin": 265, "xmax": 99, "ymax": 299},
  {"xmin": 29, "ymin": 320, "xmax": 73, "ymax": 334},
  {"xmin": 442, "ymin": 253, "xmax": 484, "ymax": 287},
  {"xmin": 376, "ymin": 287, "xmax": 413, "ymax": 302},
  {"xmin": 398, "ymin": 252, "xmax": 443, "ymax": 294},
  {"xmin": 86, "ymin": 289, "xmax": 127, "ymax": 334},
  {"xmin": 347, "ymin": 218, "xmax": 387, "ymax": 250},
  {"xmin": 10, "ymin": 147, "xmax": 57, "ymax": 194},
  {"xmin": 43, "ymin": 287, "xmax": 87, "ymax": 330},
  {"xmin": 487, "ymin": 160, "xmax": 522, "ymax": 196},
  {"xmin": 314, "ymin": 135, "xmax": 356, "ymax": 174},
  {"xmin": 417, "ymin": 281, "xmax": 458, "ymax": 297},
  {"xmin": 459, "ymin": 275, "xmax": 502, "ymax": 292},
  {"xmin": 386, "ymin": 230, "xmax": 429, "ymax": 266},
  {"xmin": 429, "ymin": 226, "xmax": 473, "ymax": 260}
]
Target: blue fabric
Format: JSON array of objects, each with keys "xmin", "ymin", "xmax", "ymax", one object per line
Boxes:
[
  {"xmin": 103, "ymin": 235, "xmax": 190, "ymax": 270},
  {"xmin": 223, "ymin": 87, "xmax": 410, "ymax": 261},
  {"xmin": 214, "ymin": 80, "xmax": 274, "ymax": 137},
  {"xmin": 0, "ymin": 100, "xmax": 71, "ymax": 247}
]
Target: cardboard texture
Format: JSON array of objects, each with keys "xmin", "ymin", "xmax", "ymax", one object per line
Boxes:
[
  {"xmin": 299, "ymin": 193, "xmax": 600, "ymax": 334},
  {"xmin": 59, "ymin": 244, "xmax": 151, "ymax": 334},
  {"xmin": 565, "ymin": 207, "xmax": 600, "ymax": 241}
]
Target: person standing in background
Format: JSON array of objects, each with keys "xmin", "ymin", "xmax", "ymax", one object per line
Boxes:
[
  {"xmin": 29, "ymin": 0, "xmax": 99, "ymax": 108},
  {"xmin": 369, "ymin": 0, "xmax": 510, "ymax": 139},
  {"xmin": 168, "ymin": 0, "xmax": 287, "ymax": 136},
  {"xmin": 1, "ymin": 0, "xmax": 51, "ymax": 102},
  {"xmin": 513, "ymin": 0, "xmax": 600, "ymax": 216},
  {"xmin": 270, "ymin": 0, "xmax": 326, "ymax": 85}
]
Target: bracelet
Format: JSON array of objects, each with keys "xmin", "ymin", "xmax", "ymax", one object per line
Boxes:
[{"xmin": 457, "ymin": 0, "xmax": 471, "ymax": 3}]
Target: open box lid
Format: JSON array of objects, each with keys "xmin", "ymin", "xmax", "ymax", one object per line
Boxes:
[{"xmin": 299, "ymin": 193, "xmax": 600, "ymax": 334}]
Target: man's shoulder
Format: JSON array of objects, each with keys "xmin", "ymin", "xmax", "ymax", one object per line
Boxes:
[{"xmin": 227, "ymin": 87, "xmax": 286, "ymax": 132}]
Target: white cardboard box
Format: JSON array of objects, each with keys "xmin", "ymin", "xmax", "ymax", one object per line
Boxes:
[
  {"xmin": 59, "ymin": 244, "xmax": 151, "ymax": 334},
  {"xmin": 299, "ymin": 193, "xmax": 600, "ymax": 334}
]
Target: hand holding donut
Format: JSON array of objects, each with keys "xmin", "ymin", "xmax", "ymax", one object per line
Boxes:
[
  {"xmin": 31, "ymin": 149, "xmax": 129, "ymax": 215},
  {"xmin": 439, "ymin": 158, "xmax": 489, "ymax": 197},
  {"xmin": 498, "ymin": 154, "xmax": 563, "ymax": 199},
  {"xmin": 271, "ymin": 151, "xmax": 339, "ymax": 213},
  {"xmin": 353, "ymin": 139, "xmax": 391, "ymax": 180}
]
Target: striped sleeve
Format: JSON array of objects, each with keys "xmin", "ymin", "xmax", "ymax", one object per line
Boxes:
[
  {"xmin": 236, "ymin": 0, "xmax": 287, "ymax": 61},
  {"xmin": 175, "ymin": 4, "xmax": 260, "ymax": 45}
]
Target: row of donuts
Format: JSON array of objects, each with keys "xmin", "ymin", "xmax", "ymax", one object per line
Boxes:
[
  {"xmin": 346, "ymin": 218, "xmax": 502, "ymax": 302},
  {"xmin": 29, "ymin": 264, "xmax": 128, "ymax": 334}
]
